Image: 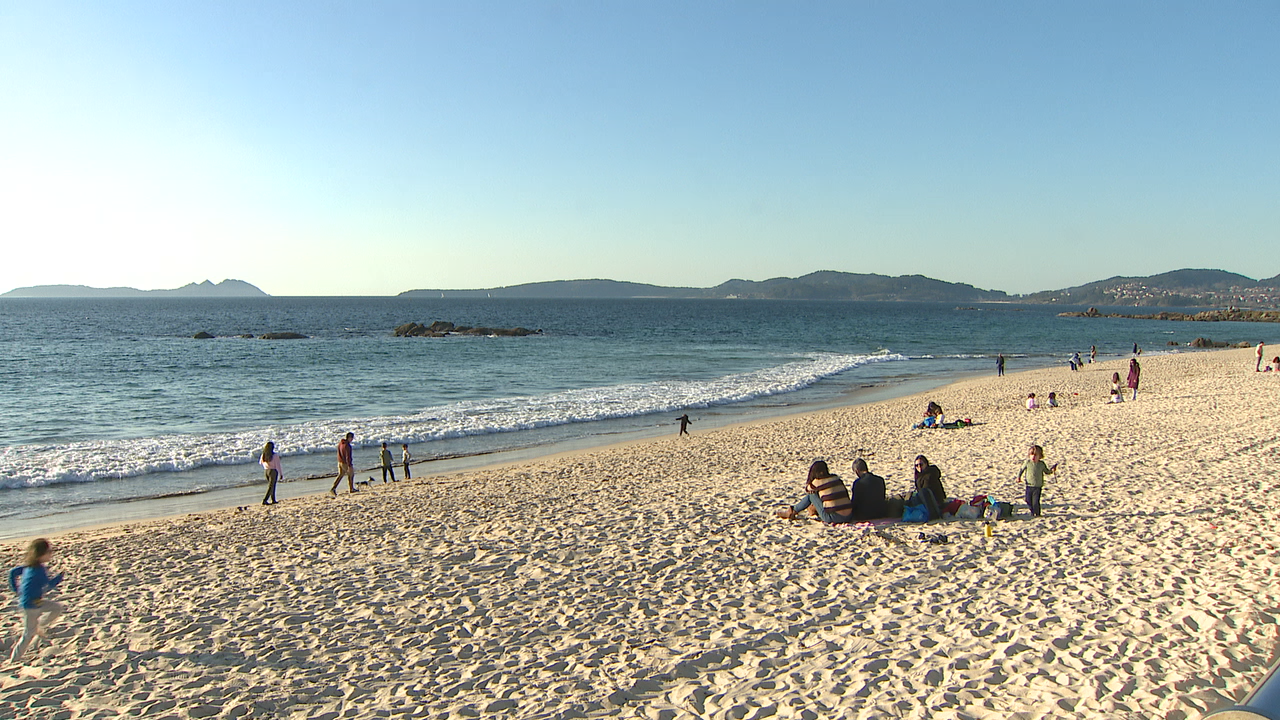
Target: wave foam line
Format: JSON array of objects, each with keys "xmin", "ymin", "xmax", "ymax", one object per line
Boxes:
[{"xmin": 0, "ymin": 352, "xmax": 904, "ymax": 489}]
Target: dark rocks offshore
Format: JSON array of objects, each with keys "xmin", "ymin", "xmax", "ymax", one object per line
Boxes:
[
  {"xmin": 1058, "ymin": 307, "xmax": 1280, "ymax": 323},
  {"xmin": 395, "ymin": 321, "xmax": 541, "ymax": 338}
]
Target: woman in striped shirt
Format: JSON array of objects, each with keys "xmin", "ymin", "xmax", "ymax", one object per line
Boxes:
[{"xmin": 776, "ymin": 460, "xmax": 854, "ymax": 524}]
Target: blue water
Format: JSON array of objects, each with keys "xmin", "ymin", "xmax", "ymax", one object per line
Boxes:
[{"xmin": 1, "ymin": 297, "xmax": 1269, "ymax": 536}]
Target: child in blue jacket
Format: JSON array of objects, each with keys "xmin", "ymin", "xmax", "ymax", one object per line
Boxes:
[{"xmin": 8, "ymin": 538, "xmax": 65, "ymax": 663}]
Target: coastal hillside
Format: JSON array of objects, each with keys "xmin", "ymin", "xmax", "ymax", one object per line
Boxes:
[
  {"xmin": 1023, "ymin": 269, "xmax": 1279, "ymax": 308},
  {"xmin": 1, "ymin": 279, "xmax": 269, "ymax": 298},
  {"xmin": 400, "ymin": 271, "xmax": 1009, "ymax": 302}
]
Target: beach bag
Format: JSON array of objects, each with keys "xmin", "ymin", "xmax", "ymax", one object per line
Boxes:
[
  {"xmin": 996, "ymin": 502, "xmax": 1014, "ymax": 519},
  {"xmin": 956, "ymin": 503, "xmax": 980, "ymax": 520},
  {"xmin": 902, "ymin": 504, "xmax": 929, "ymax": 523},
  {"xmin": 942, "ymin": 499, "xmax": 964, "ymax": 516}
]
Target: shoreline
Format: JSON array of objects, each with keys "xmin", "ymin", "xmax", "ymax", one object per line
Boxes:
[
  {"xmin": 3, "ymin": 347, "xmax": 1279, "ymax": 718},
  {"xmin": 4, "ymin": 363, "xmax": 997, "ymax": 542}
]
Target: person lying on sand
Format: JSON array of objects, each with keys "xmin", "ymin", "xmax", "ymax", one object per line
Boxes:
[{"xmin": 776, "ymin": 460, "xmax": 853, "ymax": 524}]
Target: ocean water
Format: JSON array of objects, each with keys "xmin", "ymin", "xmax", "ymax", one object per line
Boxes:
[{"xmin": 0, "ymin": 297, "xmax": 1266, "ymax": 537}]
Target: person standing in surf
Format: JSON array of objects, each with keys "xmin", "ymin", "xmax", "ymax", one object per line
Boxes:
[
  {"xmin": 996, "ymin": 353, "xmax": 1005, "ymax": 377},
  {"xmin": 379, "ymin": 442, "xmax": 396, "ymax": 483}
]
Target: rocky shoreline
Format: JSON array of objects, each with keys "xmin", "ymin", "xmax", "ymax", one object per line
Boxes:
[{"xmin": 1059, "ymin": 307, "xmax": 1280, "ymax": 323}]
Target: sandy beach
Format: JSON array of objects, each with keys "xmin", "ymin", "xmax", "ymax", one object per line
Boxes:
[{"xmin": 3, "ymin": 347, "xmax": 1278, "ymax": 719}]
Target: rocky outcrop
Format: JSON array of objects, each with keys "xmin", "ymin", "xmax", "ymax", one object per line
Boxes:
[
  {"xmin": 193, "ymin": 331, "xmax": 215, "ymax": 339},
  {"xmin": 1190, "ymin": 338, "xmax": 1230, "ymax": 348},
  {"xmin": 259, "ymin": 332, "xmax": 308, "ymax": 340},
  {"xmin": 394, "ymin": 321, "xmax": 541, "ymax": 338},
  {"xmin": 1059, "ymin": 309, "xmax": 1280, "ymax": 323}
]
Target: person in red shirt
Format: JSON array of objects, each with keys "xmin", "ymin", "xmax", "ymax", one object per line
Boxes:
[{"xmin": 330, "ymin": 432, "xmax": 356, "ymax": 496}]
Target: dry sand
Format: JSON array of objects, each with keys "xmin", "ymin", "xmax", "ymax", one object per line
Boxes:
[{"xmin": 3, "ymin": 348, "xmax": 1278, "ymax": 719}]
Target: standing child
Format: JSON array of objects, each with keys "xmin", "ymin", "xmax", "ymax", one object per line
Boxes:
[
  {"xmin": 379, "ymin": 442, "xmax": 396, "ymax": 483},
  {"xmin": 8, "ymin": 538, "xmax": 65, "ymax": 663},
  {"xmin": 402, "ymin": 444, "xmax": 412, "ymax": 479},
  {"xmin": 1017, "ymin": 445, "xmax": 1058, "ymax": 518}
]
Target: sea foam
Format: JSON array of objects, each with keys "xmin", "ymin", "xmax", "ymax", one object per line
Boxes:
[{"xmin": 0, "ymin": 352, "xmax": 904, "ymax": 489}]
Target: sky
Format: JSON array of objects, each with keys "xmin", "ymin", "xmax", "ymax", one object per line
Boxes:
[{"xmin": 2, "ymin": 2, "xmax": 1278, "ymax": 296}]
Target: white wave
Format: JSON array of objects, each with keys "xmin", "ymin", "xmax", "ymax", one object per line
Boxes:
[{"xmin": 0, "ymin": 352, "xmax": 905, "ymax": 489}]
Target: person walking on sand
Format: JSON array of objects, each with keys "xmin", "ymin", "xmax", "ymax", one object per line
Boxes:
[
  {"xmin": 402, "ymin": 444, "xmax": 412, "ymax": 479},
  {"xmin": 1127, "ymin": 358, "xmax": 1141, "ymax": 401},
  {"xmin": 259, "ymin": 441, "xmax": 282, "ymax": 505},
  {"xmin": 1017, "ymin": 445, "xmax": 1058, "ymax": 518},
  {"xmin": 776, "ymin": 460, "xmax": 853, "ymax": 524},
  {"xmin": 676, "ymin": 414, "xmax": 693, "ymax": 436},
  {"xmin": 8, "ymin": 538, "xmax": 65, "ymax": 664},
  {"xmin": 996, "ymin": 353, "xmax": 1005, "ymax": 377},
  {"xmin": 331, "ymin": 432, "xmax": 356, "ymax": 496},
  {"xmin": 379, "ymin": 442, "xmax": 396, "ymax": 483},
  {"xmin": 1257, "ymin": 342, "xmax": 1265, "ymax": 372}
]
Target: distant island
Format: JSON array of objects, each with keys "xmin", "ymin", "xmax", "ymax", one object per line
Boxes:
[
  {"xmin": 1, "ymin": 279, "xmax": 269, "ymax": 298},
  {"xmin": 401, "ymin": 271, "xmax": 1011, "ymax": 303},
  {"xmin": 401, "ymin": 268, "xmax": 1280, "ymax": 308}
]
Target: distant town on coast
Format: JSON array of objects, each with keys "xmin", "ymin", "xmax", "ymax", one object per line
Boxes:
[{"xmin": 5, "ymin": 268, "xmax": 1280, "ymax": 308}]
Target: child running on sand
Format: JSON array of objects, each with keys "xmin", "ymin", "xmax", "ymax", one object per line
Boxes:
[
  {"xmin": 1017, "ymin": 445, "xmax": 1058, "ymax": 518},
  {"xmin": 8, "ymin": 538, "xmax": 65, "ymax": 663}
]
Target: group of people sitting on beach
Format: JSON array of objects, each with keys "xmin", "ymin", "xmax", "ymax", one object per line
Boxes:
[{"xmin": 776, "ymin": 444, "xmax": 1058, "ymax": 526}]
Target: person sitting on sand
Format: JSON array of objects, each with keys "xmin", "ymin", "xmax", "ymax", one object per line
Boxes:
[
  {"xmin": 776, "ymin": 460, "xmax": 853, "ymax": 524},
  {"xmin": 915, "ymin": 401, "xmax": 944, "ymax": 429},
  {"xmin": 1272, "ymin": 357, "xmax": 1280, "ymax": 373},
  {"xmin": 912, "ymin": 455, "xmax": 946, "ymax": 520},
  {"xmin": 1046, "ymin": 391, "xmax": 1059, "ymax": 408},
  {"xmin": 850, "ymin": 458, "xmax": 888, "ymax": 520},
  {"xmin": 1026, "ymin": 393, "xmax": 1039, "ymax": 410},
  {"xmin": 1110, "ymin": 372, "xmax": 1124, "ymax": 403}
]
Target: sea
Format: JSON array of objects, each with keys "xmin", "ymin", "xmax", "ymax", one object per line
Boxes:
[{"xmin": 0, "ymin": 297, "xmax": 1267, "ymax": 539}]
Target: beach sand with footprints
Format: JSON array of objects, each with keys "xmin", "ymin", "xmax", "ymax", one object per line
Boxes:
[{"xmin": 3, "ymin": 347, "xmax": 1279, "ymax": 719}]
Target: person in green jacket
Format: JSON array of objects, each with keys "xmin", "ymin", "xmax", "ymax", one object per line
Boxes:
[{"xmin": 1017, "ymin": 445, "xmax": 1058, "ymax": 517}]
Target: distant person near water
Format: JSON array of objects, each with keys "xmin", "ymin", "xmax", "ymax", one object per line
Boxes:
[
  {"xmin": 1257, "ymin": 342, "xmax": 1265, "ymax": 372},
  {"xmin": 1133, "ymin": 342, "xmax": 1140, "ymax": 356},
  {"xmin": 1127, "ymin": 358, "xmax": 1141, "ymax": 401},
  {"xmin": 402, "ymin": 444, "xmax": 412, "ymax": 479},
  {"xmin": 8, "ymin": 538, "xmax": 65, "ymax": 664},
  {"xmin": 1071, "ymin": 352, "xmax": 1082, "ymax": 370},
  {"xmin": 1090, "ymin": 345, "xmax": 1097, "ymax": 363},
  {"xmin": 776, "ymin": 460, "xmax": 853, "ymax": 524},
  {"xmin": 1017, "ymin": 445, "xmax": 1058, "ymax": 518},
  {"xmin": 331, "ymin": 432, "xmax": 356, "ymax": 496},
  {"xmin": 379, "ymin": 442, "xmax": 396, "ymax": 483},
  {"xmin": 259, "ymin": 441, "xmax": 282, "ymax": 505},
  {"xmin": 676, "ymin": 414, "xmax": 693, "ymax": 436},
  {"xmin": 996, "ymin": 354, "xmax": 1005, "ymax": 376}
]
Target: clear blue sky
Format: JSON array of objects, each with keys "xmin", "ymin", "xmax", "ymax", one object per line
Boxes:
[{"xmin": 2, "ymin": 1, "xmax": 1277, "ymax": 296}]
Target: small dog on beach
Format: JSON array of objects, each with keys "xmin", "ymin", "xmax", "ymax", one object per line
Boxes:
[{"xmin": 356, "ymin": 479, "xmax": 372, "ymax": 490}]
